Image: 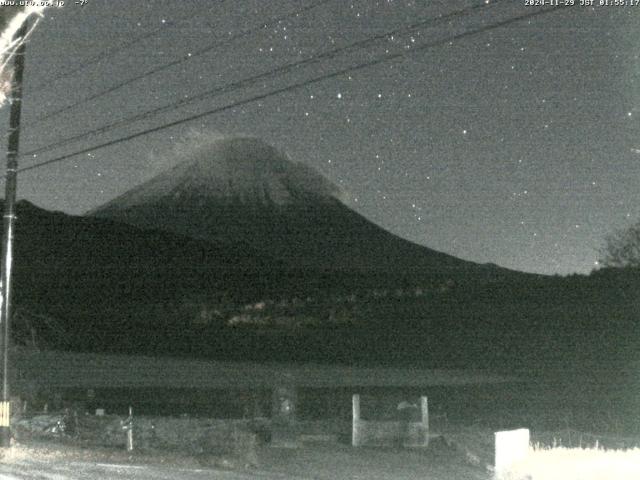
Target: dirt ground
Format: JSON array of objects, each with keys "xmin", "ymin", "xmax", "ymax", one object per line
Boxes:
[
  {"xmin": 0, "ymin": 426, "xmax": 495, "ymax": 480},
  {"xmin": 10, "ymin": 410, "xmax": 640, "ymax": 479},
  {"xmin": 255, "ymin": 440, "xmax": 492, "ymax": 480}
]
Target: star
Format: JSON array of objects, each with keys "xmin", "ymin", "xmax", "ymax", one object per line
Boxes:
[{"xmin": 11, "ymin": 0, "xmax": 634, "ymax": 275}]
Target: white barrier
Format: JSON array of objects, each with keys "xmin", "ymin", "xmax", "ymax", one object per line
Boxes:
[{"xmin": 495, "ymin": 428, "xmax": 530, "ymax": 475}]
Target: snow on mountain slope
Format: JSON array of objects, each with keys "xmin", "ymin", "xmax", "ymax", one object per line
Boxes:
[{"xmin": 89, "ymin": 137, "xmax": 488, "ymax": 274}]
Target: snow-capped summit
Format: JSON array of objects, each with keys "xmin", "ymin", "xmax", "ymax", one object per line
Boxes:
[
  {"xmin": 89, "ymin": 136, "xmax": 479, "ymax": 273},
  {"xmin": 96, "ymin": 137, "xmax": 345, "ymax": 210}
]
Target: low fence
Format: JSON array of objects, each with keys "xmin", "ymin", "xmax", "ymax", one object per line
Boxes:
[
  {"xmin": 13, "ymin": 412, "xmax": 265, "ymax": 464},
  {"xmin": 351, "ymin": 394, "xmax": 429, "ymax": 447}
]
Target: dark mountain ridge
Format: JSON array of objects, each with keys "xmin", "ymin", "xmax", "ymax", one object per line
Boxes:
[{"xmin": 5, "ymin": 200, "xmax": 289, "ymax": 348}]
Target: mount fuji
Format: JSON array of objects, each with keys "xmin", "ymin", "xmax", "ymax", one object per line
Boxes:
[{"xmin": 89, "ymin": 136, "xmax": 495, "ymax": 277}]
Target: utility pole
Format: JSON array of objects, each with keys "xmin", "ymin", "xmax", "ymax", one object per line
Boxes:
[{"xmin": 0, "ymin": 19, "xmax": 28, "ymax": 448}]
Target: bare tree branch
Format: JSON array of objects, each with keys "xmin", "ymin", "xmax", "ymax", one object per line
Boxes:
[{"xmin": 599, "ymin": 221, "xmax": 640, "ymax": 268}]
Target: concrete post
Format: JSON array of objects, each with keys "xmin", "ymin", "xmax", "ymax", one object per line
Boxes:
[
  {"xmin": 420, "ymin": 395, "xmax": 429, "ymax": 447},
  {"xmin": 272, "ymin": 384, "xmax": 297, "ymax": 424},
  {"xmin": 352, "ymin": 394, "xmax": 360, "ymax": 447}
]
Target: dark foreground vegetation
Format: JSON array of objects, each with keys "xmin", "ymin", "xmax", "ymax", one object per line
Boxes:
[{"xmin": 6, "ymin": 201, "xmax": 638, "ymax": 372}]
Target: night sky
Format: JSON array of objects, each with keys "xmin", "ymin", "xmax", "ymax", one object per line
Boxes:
[{"xmin": 1, "ymin": 0, "xmax": 639, "ymax": 275}]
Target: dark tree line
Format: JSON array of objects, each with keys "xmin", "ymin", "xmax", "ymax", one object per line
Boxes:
[{"xmin": 599, "ymin": 221, "xmax": 640, "ymax": 269}]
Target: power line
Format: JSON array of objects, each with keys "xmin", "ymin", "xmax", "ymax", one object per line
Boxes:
[
  {"xmin": 20, "ymin": 2, "xmax": 560, "ymax": 172},
  {"xmin": 22, "ymin": 0, "xmax": 504, "ymax": 158},
  {"xmin": 31, "ymin": 0, "xmax": 334, "ymax": 126},
  {"xmin": 17, "ymin": 4, "xmax": 568, "ymax": 176},
  {"xmin": 31, "ymin": 4, "xmax": 206, "ymax": 91}
]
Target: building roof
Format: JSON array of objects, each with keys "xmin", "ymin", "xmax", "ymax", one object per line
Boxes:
[{"xmin": 12, "ymin": 348, "xmax": 517, "ymax": 390}]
